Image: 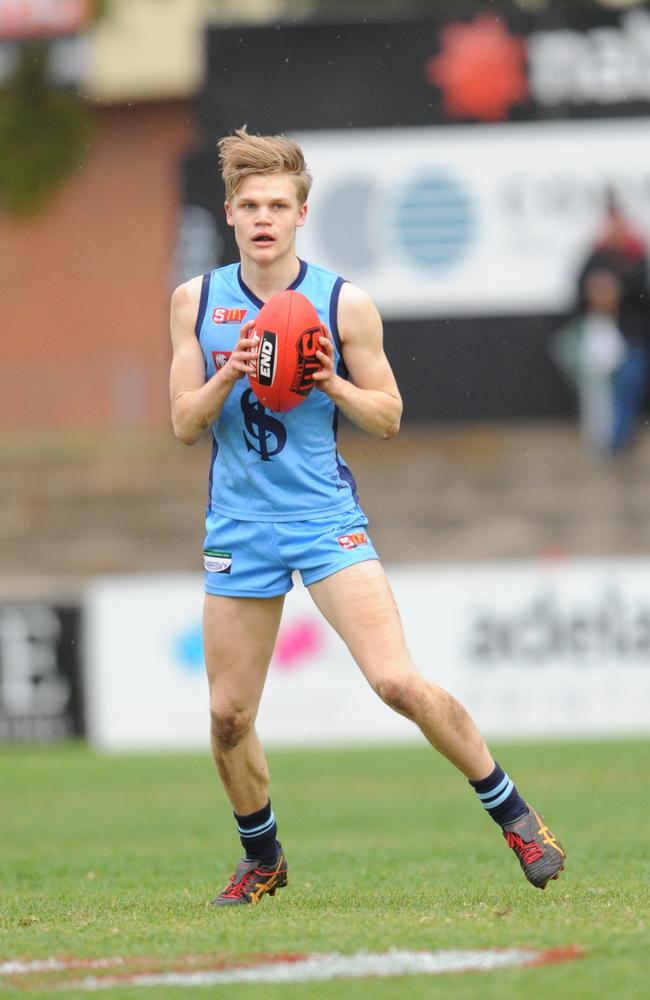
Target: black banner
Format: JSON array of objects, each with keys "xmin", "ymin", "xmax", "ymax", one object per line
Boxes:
[
  {"xmin": 0, "ymin": 603, "xmax": 84, "ymax": 743},
  {"xmin": 200, "ymin": 2, "xmax": 650, "ymax": 134}
]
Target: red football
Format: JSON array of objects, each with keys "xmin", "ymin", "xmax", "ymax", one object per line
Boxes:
[{"xmin": 248, "ymin": 290, "xmax": 325, "ymax": 412}]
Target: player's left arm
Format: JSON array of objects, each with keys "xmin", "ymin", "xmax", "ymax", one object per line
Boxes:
[{"xmin": 312, "ymin": 282, "xmax": 402, "ymax": 439}]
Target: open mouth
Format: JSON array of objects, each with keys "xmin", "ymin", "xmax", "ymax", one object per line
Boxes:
[{"xmin": 253, "ymin": 234, "xmax": 274, "ymax": 244}]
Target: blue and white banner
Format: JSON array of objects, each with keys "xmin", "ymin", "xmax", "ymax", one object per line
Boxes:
[{"xmin": 294, "ymin": 120, "xmax": 650, "ymax": 319}]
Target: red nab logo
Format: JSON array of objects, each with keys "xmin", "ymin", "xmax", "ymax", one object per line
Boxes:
[
  {"xmin": 212, "ymin": 351, "xmax": 232, "ymax": 371},
  {"xmin": 212, "ymin": 307, "xmax": 248, "ymax": 324},
  {"xmin": 338, "ymin": 532, "xmax": 368, "ymax": 550}
]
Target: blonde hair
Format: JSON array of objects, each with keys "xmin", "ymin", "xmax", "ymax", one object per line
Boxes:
[{"xmin": 217, "ymin": 126, "xmax": 312, "ymax": 204}]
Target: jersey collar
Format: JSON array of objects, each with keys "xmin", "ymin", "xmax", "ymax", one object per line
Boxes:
[{"xmin": 237, "ymin": 258, "xmax": 308, "ymax": 308}]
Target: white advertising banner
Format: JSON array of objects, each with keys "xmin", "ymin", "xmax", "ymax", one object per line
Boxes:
[
  {"xmin": 84, "ymin": 560, "xmax": 650, "ymax": 750},
  {"xmin": 294, "ymin": 120, "xmax": 650, "ymax": 318}
]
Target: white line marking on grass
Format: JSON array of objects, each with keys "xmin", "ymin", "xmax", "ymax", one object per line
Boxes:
[
  {"xmin": 0, "ymin": 957, "xmax": 124, "ymax": 975},
  {"xmin": 0, "ymin": 947, "xmax": 582, "ymax": 991}
]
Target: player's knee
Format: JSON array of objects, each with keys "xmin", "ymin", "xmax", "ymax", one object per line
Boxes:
[
  {"xmin": 374, "ymin": 675, "xmax": 419, "ymax": 718},
  {"xmin": 210, "ymin": 705, "xmax": 252, "ymax": 751}
]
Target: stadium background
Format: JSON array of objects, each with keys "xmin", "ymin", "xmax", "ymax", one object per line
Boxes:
[{"xmin": 0, "ymin": 0, "xmax": 649, "ymax": 747}]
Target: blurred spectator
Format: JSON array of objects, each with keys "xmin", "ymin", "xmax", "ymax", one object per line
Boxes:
[{"xmin": 551, "ymin": 191, "xmax": 650, "ymax": 456}]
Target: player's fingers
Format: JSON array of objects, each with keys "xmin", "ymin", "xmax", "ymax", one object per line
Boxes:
[{"xmin": 236, "ymin": 337, "xmax": 258, "ymax": 352}]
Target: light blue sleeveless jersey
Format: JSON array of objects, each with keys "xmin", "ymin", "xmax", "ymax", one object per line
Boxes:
[{"xmin": 194, "ymin": 259, "xmax": 359, "ymax": 521}]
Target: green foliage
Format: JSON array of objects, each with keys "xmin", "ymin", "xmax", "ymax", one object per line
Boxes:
[
  {"xmin": 91, "ymin": 0, "xmax": 111, "ymax": 22},
  {"xmin": 0, "ymin": 42, "xmax": 91, "ymax": 217}
]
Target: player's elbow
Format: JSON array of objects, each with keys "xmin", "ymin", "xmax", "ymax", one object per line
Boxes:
[
  {"xmin": 172, "ymin": 411, "xmax": 200, "ymax": 446},
  {"xmin": 174, "ymin": 426, "xmax": 199, "ymax": 446},
  {"xmin": 171, "ymin": 393, "xmax": 203, "ymax": 445},
  {"xmin": 381, "ymin": 398, "xmax": 402, "ymax": 439},
  {"xmin": 382, "ymin": 417, "xmax": 400, "ymax": 441}
]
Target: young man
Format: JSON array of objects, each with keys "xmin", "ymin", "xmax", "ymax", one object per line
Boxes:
[{"xmin": 170, "ymin": 127, "xmax": 566, "ymax": 906}]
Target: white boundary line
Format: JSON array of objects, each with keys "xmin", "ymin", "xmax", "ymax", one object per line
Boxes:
[
  {"xmin": 1, "ymin": 948, "xmax": 583, "ymax": 990},
  {"xmin": 0, "ymin": 957, "xmax": 124, "ymax": 975}
]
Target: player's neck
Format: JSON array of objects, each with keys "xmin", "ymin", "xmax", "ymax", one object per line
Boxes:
[{"xmin": 239, "ymin": 254, "xmax": 301, "ymax": 303}]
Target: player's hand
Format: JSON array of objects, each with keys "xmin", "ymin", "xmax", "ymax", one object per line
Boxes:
[
  {"xmin": 312, "ymin": 327, "xmax": 339, "ymax": 395},
  {"xmin": 220, "ymin": 320, "xmax": 259, "ymax": 384}
]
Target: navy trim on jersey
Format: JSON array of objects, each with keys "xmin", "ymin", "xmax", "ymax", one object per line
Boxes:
[
  {"xmin": 329, "ymin": 276, "xmax": 344, "ymax": 354},
  {"xmin": 331, "ymin": 277, "xmax": 349, "ymax": 382},
  {"xmin": 289, "ymin": 258, "xmax": 308, "ymax": 290},
  {"xmin": 195, "ymin": 272, "xmax": 212, "ymax": 335},
  {"xmin": 237, "ymin": 259, "xmax": 309, "ymax": 308},
  {"xmin": 331, "ymin": 407, "xmax": 358, "ymax": 501},
  {"xmin": 331, "ymin": 276, "xmax": 356, "ymax": 501},
  {"xmin": 207, "ymin": 435, "xmax": 218, "ymax": 505},
  {"xmin": 337, "ymin": 457, "xmax": 359, "ymax": 502},
  {"xmin": 237, "ymin": 267, "xmax": 263, "ymax": 308}
]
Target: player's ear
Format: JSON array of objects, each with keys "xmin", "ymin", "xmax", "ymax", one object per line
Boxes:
[
  {"xmin": 224, "ymin": 201, "xmax": 234, "ymax": 227},
  {"xmin": 296, "ymin": 201, "xmax": 308, "ymax": 228}
]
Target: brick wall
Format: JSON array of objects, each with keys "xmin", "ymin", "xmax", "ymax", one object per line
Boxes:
[{"xmin": 0, "ymin": 101, "xmax": 196, "ymax": 429}]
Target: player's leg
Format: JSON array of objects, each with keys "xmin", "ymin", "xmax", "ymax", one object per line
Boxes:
[
  {"xmin": 308, "ymin": 560, "xmax": 565, "ymax": 888},
  {"xmin": 308, "ymin": 560, "xmax": 493, "ymax": 778},
  {"xmin": 204, "ymin": 592, "xmax": 282, "ymax": 812},
  {"xmin": 204, "ymin": 593, "xmax": 288, "ymax": 905}
]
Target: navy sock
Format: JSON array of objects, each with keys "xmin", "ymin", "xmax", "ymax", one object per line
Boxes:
[
  {"xmin": 234, "ymin": 800, "xmax": 279, "ymax": 865},
  {"xmin": 469, "ymin": 763, "xmax": 528, "ymax": 827}
]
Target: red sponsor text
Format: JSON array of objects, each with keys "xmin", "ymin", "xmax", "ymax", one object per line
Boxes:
[{"xmin": 212, "ymin": 307, "xmax": 248, "ymax": 324}]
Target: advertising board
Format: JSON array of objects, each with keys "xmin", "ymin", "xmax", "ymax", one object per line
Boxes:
[
  {"xmin": 0, "ymin": 602, "xmax": 84, "ymax": 743},
  {"xmin": 294, "ymin": 119, "xmax": 650, "ymax": 319},
  {"xmin": 84, "ymin": 561, "xmax": 650, "ymax": 750}
]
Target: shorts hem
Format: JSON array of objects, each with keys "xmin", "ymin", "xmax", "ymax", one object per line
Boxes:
[
  {"xmin": 301, "ymin": 552, "xmax": 380, "ymax": 588},
  {"xmin": 204, "ymin": 581, "xmax": 293, "ymax": 598}
]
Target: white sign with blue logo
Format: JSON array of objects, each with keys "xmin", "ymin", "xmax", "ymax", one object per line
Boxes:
[{"xmin": 294, "ymin": 120, "xmax": 650, "ymax": 318}]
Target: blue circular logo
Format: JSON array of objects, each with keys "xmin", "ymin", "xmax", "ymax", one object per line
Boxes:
[{"xmin": 395, "ymin": 173, "xmax": 475, "ymax": 270}]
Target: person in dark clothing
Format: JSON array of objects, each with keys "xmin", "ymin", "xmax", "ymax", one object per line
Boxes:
[{"xmin": 575, "ymin": 192, "xmax": 650, "ymax": 452}]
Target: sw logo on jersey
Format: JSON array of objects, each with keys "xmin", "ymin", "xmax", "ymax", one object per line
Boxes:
[
  {"xmin": 212, "ymin": 351, "xmax": 232, "ymax": 371},
  {"xmin": 337, "ymin": 532, "xmax": 368, "ymax": 550},
  {"xmin": 212, "ymin": 307, "xmax": 248, "ymax": 324}
]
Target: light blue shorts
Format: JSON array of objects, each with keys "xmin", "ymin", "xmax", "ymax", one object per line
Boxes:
[{"xmin": 203, "ymin": 503, "xmax": 379, "ymax": 597}]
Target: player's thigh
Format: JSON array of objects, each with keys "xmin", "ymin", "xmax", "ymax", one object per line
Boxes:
[
  {"xmin": 307, "ymin": 560, "xmax": 414, "ymax": 686},
  {"xmin": 203, "ymin": 593, "xmax": 284, "ymax": 712}
]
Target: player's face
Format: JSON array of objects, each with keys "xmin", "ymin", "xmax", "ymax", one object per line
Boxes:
[{"xmin": 225, "ymin": 174, "xmax": 307, "ymax": 266}]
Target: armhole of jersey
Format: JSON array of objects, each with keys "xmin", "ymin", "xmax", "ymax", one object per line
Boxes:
[
  {"xmin": 329, "ymin": 277, "xmax": 348, "ymax": 379},
  {"xmin": 194, "ymin": 272, "xmax": 211, "ymax": 339}
]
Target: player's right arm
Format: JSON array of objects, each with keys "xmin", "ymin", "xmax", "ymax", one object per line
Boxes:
[{"xmin": 170, "ymin": 279, "xmax": 257, "ymax": 445}]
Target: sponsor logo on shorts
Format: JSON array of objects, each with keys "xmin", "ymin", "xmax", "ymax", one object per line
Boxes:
[
  {"xmin": 203, "ymin": 549, "xmax": 232, "ymax": 573},
  {"xmin": 337, "ymin": 531, "xmax": 368, "ymax": 550},
  {"xmin": 211, "ymin": 350, "xmax": 231, "ymax": 371},
  {"xmin": 212, "ymin": 307, "xmax": 247, "ymax": 324}
]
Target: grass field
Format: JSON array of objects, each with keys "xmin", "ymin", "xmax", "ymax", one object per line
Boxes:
[{"xmin": 1, "ymin": 739, "xmax": 649, "ymax": 999}]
